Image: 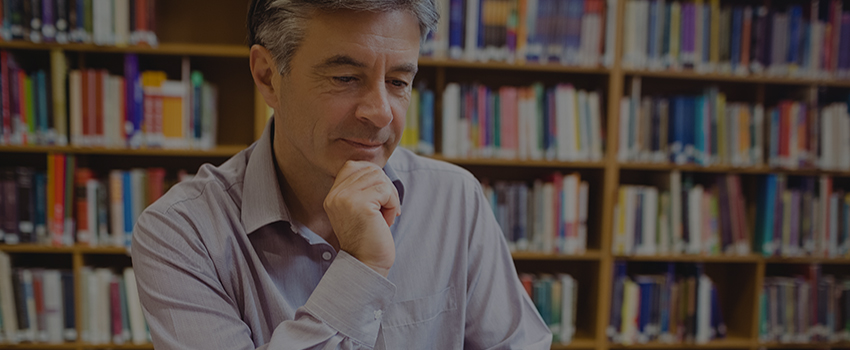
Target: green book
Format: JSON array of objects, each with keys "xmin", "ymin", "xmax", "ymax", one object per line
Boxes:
[{"xmin": 25, "ymin": 75, "xmax": 34, "ymax": 136}]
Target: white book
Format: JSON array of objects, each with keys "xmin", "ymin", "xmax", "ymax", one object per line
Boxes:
[
  {"xmin": 612, "ymin": 204, "xmax": 622, "ymax": 254},
  {"xmin": 69, "ymin": 71, "xmax": 83, "ymax": 146},
  {"xmin": 688, "ymin": 185, "xmax": 704, "ymax": 254},
  {"xmin": 658, "ymin": 192, "xmax": 671, "ymax": 254},
  {"xmin": 43, "ymin": 270, "xmax": 64, "ymax": 344},
  {"xmin": 670, "ymin": 171, "xmax": 683, "ymax": 254},
  {"xmin": 80, "ymin": 267, "xmax": 91, "ymax": 343},
  {"xmin": 0, "ymin": 252, "xmax": 18, "ymax": 343},
  {"xmin": 789, "ymin": 103, "xmax": 800, "ymax": 169},
  {"xmin": 517, "ymin": 90, "xmax": 529, "ymax": 160},
  {"xmin": 578, "ymin": 181, "xmax": 589, "ymax": 253},
  {"xmin": 528, "ymin": 87, "xmax": 542, "ymax": 160},
  {"xmin": 441, "ymin": 83, "xmax": 460, "ymax": 158},
  {"xmin": 556, "ymin": 85, "xmax": 576, "ymax": 161},
  {"xmin": 695, "ymin": 274, "xmax": 712, "ymax": 344},
  {"xmin": 643, "ymin": 187, "xmax": 658, "ymax": 255},
  {"xmin": 84, "ymin": 179, "xmax": 99, "ymax": 246},
  {"xmin": 103, "ymin": 76, "xmax": 118, "ymax": 148},
  {"xmin": 201, "ymin": 83, "xmax": 219, "ymax": 150},
  {"xmin": 576, "ymin": 90, "xmax": 590, "ymax": 161},
  {"xmin": 114, "ymin": 0, "xmax": 130, "ymax": 46},
  {"xmin": 830, "ymin": 193, "xmax": 840, "ymax": 258},
  {"xmin": 22, "ymin": 269, "xmax": 37, "ymax": 342},
  {"xmin": 123, "ymin": 268, "xmax": 148, "ymax": 345},
  {"xmin": 622, "ymin": 1, "xmax": 637, "ymax": 68},
  {"xmin": 93, "ymin": 268, "xmax": 110, "ymax": 344},
  {"xmin": 753, "ymin": 104, "xmax": 764, "ymax": 165},
  {"xmin": 588, "ymin": 92, "xmax": 603, "ymax": 161},
  {"xmin": 464, "ymin": 0, "xmax": 480, "ymax": 61},
  {"xmin": 433, "ymin": 0, "xmax": 450, "ymax": 59}
]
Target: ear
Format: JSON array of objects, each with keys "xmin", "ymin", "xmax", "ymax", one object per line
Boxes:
[{"xmin": 249, "ymin": 45, "xmax": 281, "ymax": 110}]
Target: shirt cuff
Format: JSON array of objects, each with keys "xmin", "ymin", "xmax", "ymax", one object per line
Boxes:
[{"xmin": 303, "ymin": 250, "xmax": 396, "ymax": 346}]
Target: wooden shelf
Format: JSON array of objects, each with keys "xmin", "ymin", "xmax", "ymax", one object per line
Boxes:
[
  {"xmin": 607, "ymin": 337, "xmax": 753, "ymax": 349},
  {"xmin": 418, "ymin": 57, "xmax": 610, "ymax": 74},
  {"xmin": 0, "ymin": 145, "xmax": 246, "ymax": 157},
  {"xmin": 512, "ymin": 250, "xmax": 602, "ymax": 261},
  {"xmin": 618, "ymin": 162, "xmax": 850, "ymax": 177},
  {"xmin": 624, "ymin": 68, "xmax": 850, "ymax": 87},
  {"xmin": 0, "ymin": 245, "xmax": 128, "ymax": 255},
  {"xmin": 763, "ymin": 256, "xmax": 850, "ymax": 265},
  {"xmin": 614, "ymin": 254, "xmax": 760, "ymax": 263},
  {"xmin": 0, "ymin": 343, "xmax": 78, "ymax": 349},
  {"xmin": 431, "ymin": 155, "xmax": 606, "ymax": 169},
  {"xmin": 759, "ymin": 342, "xmax": 846, "ymax": 349},
  {"xmin": 0, "ymin": 40, "xmax": 249, "ymax": 57},
  {"xmin": 79, "ymin": 343, "xmax": 154, "ymax": 349},
  {"xmin": 550, "ymin": 338, "xmax": 599, "ymax": 349}
]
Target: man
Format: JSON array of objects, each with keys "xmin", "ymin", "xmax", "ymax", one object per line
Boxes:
[{"xmin": 130, "ymin": 0, "xmax": 552, "ymax": 349}]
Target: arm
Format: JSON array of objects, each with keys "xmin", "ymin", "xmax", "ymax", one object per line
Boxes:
[
  {"xmin": 463, "ymin": 184, "xmax": 553, "ymax": 349},
  {"xmin": 131, "ymin": 207, "xmax": 396, "ymax": 350}
]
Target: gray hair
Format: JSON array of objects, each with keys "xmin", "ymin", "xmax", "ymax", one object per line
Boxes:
[{"xmin": 249, "ymin": 0, "xmax": 438, "ymax": 75}]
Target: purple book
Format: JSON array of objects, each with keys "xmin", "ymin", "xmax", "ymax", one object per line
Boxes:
[
  {"xmin": 682, "ymin": 3, "xmax": 695, "ymax": 59},
  {"xmin": 839, "ymin": 13, "xmax": 850, "ymax": 70},
  {"xmin": 41, "ymin": 0, "xmax": 55, "ymax": 42}
]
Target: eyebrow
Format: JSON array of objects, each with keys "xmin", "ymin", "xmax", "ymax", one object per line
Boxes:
[{"xmin": 313, "ymin": 54, "xmax": 419, "ymax": 75}]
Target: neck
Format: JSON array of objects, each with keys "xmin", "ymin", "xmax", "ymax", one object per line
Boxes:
[{"xmin": 273, "ymin": 138, "xmax": 339, "ymax": 249}]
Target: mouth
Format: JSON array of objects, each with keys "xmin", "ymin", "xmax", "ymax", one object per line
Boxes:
[{"xmin": 342, "ymin": 139, "xmax": 384, "ymax": 149}]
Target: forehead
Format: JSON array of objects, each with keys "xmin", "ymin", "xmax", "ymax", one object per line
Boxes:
[{"xmin": 297, "ymin": 9, "xmax": 421, "ymax": 60}]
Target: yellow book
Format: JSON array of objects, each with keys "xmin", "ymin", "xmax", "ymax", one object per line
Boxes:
[
  {"xmin": 709, "ymin": 0, "xmax": 720, "ymax": 64},
  {"xmin": 670, "ymin": 1, "xmax": 681, "ymax": 63},
  {"xmin": 403, "ymin": 88, "xmax": 420, "ymax": 150},
  {"xmin": 51, "ymin": 50, "xmax": 68, "ymax": 146},
  {"xmin": 160, "ymin": 81, "xmax": 186, "ymax": 148}
]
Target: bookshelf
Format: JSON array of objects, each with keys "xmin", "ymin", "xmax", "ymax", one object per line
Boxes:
[{"xmin": 1, "ymin": 0, "xmax": 850, "ymax": 350}]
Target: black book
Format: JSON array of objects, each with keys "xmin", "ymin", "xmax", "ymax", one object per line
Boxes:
[
  {"xmin": 9, "ymin": 0, "xmax": 24, "ymax": 40},
  {"xmin": 55, "ymin": 0, "xmax": 68, "ymax": 43},
  {"xmin": 20, "ymin": 0, "xmax": 31, "ymax": 41},
  {"xmin": 12, "ymin": 269, "xmax": 29, "ymax": 336},
  {"xmin": 2, "ymin": 168, "xmax": 18, "ymax": 244},
  {"xmin": 60, "ymin": 270, "xmax": 76, "ymax": 341},
  {"xmin": 29, "ymin": 0, "xmax": 41, "ymax": 42}
]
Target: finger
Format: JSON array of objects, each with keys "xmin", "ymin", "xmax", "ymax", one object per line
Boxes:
[{"xmin": 377, "ymin": 181, "xmax": 401, "ymax": 227}]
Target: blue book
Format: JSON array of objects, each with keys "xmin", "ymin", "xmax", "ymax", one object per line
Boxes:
[
  {"xmin": 1, "ymin": 0, "xmax": 11, "ymax": 40},
  {"xmin": 694, "ymin": 96, "xmax": 705, "ymax": 165},
  {"xmin": 671, "ymin": 97, "xmax": 686, "ymax": 163},
  {"xmin": 76, "ymin": 0, "xmax": 86, "ymax": 40},
  {"xmin": 608, "ymin": 261, "xmax": 628, "ymax": 340},
  {"xmin": 685, "ymin": 97, "xmax": 696, "ymax": 164},
  {"xmin": 801, "ymin": 21, "xmax": 811, "ymax": 69},
  {"xmin": 769, "ymin": 108, "xmax": 779, "ymax": 164},
  {"xmin": 419, "ymin": 89, "xmax": 434, "ymax": 154},
  {"xmin": 476, "ymin": 0, "xmax": 485, "ymax": 54},
  {"xmin": 545, "ymin": 88, "xmax": 556, "ymax": 157},
  {"xmin": 121, "ymin": 171, "xmax": 133, "ymax": 246},
  {"xmin": 564, "ymin": 0, "xmax": 583, "ymax": 63},
  {"xmin": 662, "ymin": 2, "xmax": 672, "ymax": 59},
  {"xmin": 636, "ymin": 276, "xmax": 655, "ymax": 339},
  {"xmin": 61, "ymin": 271, "xmax": 75, "ymax": 340},
  {"xmin": 660, "ymin": 263, "xmax": 674, "ymax": 336},
  {"xmin": 448, "ymin": 0, "xmax": 464, "ymax": 58},
  {"xmin": 788, "ymin": 6, "xmax": 802, "ymax": 66},
  {"xmin": 702, "ymin": 3, "xmax": 711, "ymax": 64},
  {"xmin": 771, "ymin": 175, "xmax": 786, "ymax": 256},
  {"xmin": 710, "ymin": 284, "xmax": 727, "ymax": 338},
  {"xmin": 731, "ymin": 7, "xmax": 743, "ymax": 70}
]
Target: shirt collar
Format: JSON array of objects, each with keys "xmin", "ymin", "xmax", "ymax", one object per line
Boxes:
[{"xmin": 241, "ymin": 118, "xmax": 406, "ymax": 235}]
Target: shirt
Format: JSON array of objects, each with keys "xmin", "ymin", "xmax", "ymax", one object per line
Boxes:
[{"xmin": 131, "ymin": 119, "xmax": 552, "ymax": 349}]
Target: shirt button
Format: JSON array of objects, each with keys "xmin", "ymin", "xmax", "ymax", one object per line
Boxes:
[
  {"xmin": 322, "ymin": 251, "xmax": 333, "ymax": 261},
  {"xmin": 374, "ymin": 310, "xmax": 383, "ymax": 320}
]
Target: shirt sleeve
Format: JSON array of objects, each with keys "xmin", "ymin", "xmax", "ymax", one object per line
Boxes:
[
  {"xmin": 132, "ymin": 205, "xmax": 396, "ymax": 350},
  {"xmin": 462, "ymin": 182, "xmax": 553, "ymax": 349}
]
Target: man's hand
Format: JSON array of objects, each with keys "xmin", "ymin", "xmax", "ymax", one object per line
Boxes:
[{"xmin": 324, "ymin": 160, "xmax": 400, "ymax": 277}]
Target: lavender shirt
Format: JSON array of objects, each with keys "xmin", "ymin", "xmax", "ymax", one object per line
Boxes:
[{"xmin": 131, "ymin": 120, "xmax": 552, "ymax": 349}]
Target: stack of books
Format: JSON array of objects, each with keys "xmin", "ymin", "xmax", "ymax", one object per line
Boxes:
[
  {"xmin": 481, "ymin": 173, "xmax": 589, "ymax": 254},
  {"xmin": 442, "ymin": 82, "xmax": 604, "ymax": 161},
  {"xmin": 79, "ymin": 266, "xmax": 150, "ymax": 345},
  {"xmin": 519, "ymin": 272, "xmax": 578, "ymax": 345}
]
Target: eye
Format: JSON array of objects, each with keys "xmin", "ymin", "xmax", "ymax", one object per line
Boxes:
[
  {"xmin": 333, "ymin": 76, "xmax": 357, "ymax": 83},
  {"xmin": 389, "ymin": 79, "xmax": 408, "ymax": 88}
]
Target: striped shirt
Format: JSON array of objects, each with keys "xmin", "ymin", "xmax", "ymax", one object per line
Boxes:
[{"xmin": 131, "ymin": 120, "xmax": 552, "ymax": 349}]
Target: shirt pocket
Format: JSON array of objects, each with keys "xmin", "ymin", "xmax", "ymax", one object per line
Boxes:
[{"xmin": 379, "ymin": 285, "xmax": 460, "ymax": 348}]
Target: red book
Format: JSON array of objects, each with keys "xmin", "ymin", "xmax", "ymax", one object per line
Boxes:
[
  {"xmin": 1, "ymin": 51, "xmax": 9, "ymax": 143},
  {"xmin": 519, "ymin": 273, "xmax": 534, "ymax": 298},
  {"xmin": 118, "ymin": 77, "xmax": 126, "ymax": 144},
  {"xmin": 51, "ymin": 154, "xmax": 65, "ymax": 247},
  {"xmin": 86, "ymin": 70, "xmax": 96, "ymax": 146},
  {"xmin": 74, "ymin": 168, "xmax": 93, "ymax": 245},
  {"xmin": 32, "ymin": 270, "xmax": 45, "ymax": 338},
  {"xmin": 147, "ymin": 168, "xmax": 166, "ymax": 205},
  {"xmin": 135, "ymin": 0, "xmax": 147, "ymax": 33},
  {"xmin": 110, "ymin": 277, "xmax": 122, "ymax": 343},
  {"xmin": 95, "ymin": 70, "xmax": 105, "ymax": 146}
]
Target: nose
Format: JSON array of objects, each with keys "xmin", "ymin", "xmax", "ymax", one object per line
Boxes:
[{"xmin": 354, "ymin": 81, "xmax": 394, "ymax": 128}]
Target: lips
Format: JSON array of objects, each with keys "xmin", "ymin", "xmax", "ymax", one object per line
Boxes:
[{"xmin": 342, "ymin": 139, "xmax": 384, "ymax": 148}]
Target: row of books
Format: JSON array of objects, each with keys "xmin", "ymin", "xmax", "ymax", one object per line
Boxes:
[
  {"xmin": 0, "ymin": 161, "xmax": 177, "ymax": 248},
  {"xmin": 442, "ymin": 82, "xmax": 604, "ymax": 161},
  {"xmin": 79, "ymin": 266, "xmax": 149, "ymax": 345},
  {"xmin": 756, "ymin": 175, "xmax": 850, "ymax": 258},
  {"xmin": 424, "ymin": 0, "xmax": 615, "ymax": 66},
  {"xmin": 481, "ymin": 173, "xmax": 589, "ymax": 254},
  {"xmin": 613, "ymin": 172, "xmax": 750, "ymax": 257},
  {"xmin": 820, "ymin": 102, "xmax": 850, "ymax": 171},
  {"xmin": 0, "ymin": 252, "xmax": 74, "ymax": 344},
  {"xmin": 0, "ymin": 0, "xmax": 158, "ymax": 46},
  {"xmin": 622, "ymin": 0, "xmax": 850, "ymax": 79},
  {"xmin": 519, "ymin": 273, "xmax": 578, "ymax": 345},
  {"xmin": 399, "ymin": 87, "xmax": 436, "ymax": 155},
  {"xmin": 0, "ymin": 51, "xmax": 220, "ymax": 149},
  {"xmin": 607, "ymin": 262, "xmax": 727, "ymax": 345},
  {"xmin": 759, "ymin": 265, "xmax": 850, "ymax": 343},
  {"xmin": 618, "ymin": 85, "xmax": 764, "ymax": 167}
]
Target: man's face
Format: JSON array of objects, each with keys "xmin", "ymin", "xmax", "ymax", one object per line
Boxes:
[{"xmin": 273, "ymin": 9, "xmax": 420, "ymax": 177}]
